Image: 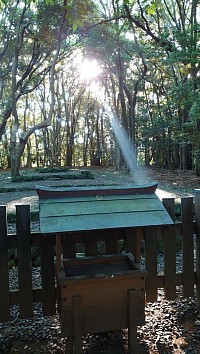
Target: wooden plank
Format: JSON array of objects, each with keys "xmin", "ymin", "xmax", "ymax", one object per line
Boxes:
[
  {"xmin": 144, "ymin": 227, "xmax": 157, "ymax": 302},
  {"xmin": 163, "ymin": 198, "xmax": 176, "ymax": 300},
  {"xmin": 157, "ymin": 272, "xmax": 183, "ymax": 288},
  {"xmin": 195, "ymin": 190, "xmax": 200, "ymax": 306},
  {"xmin": 181, "ymin": 197, "xmax": 194, "ymax": 297},
  {"xmin": 40, "ymin": 210, "xmax": 173, "ymax": 234},
  {"xmin": 164, "ymin": 225, "xmax": 176, "ymax": 299},
  {"xmin": 0, "ymin": 206, "xmax": 10, "ymax": 322},
  {"xmin": 9, "ymin": 271, "xmax": 187, "ymax": 306},
  {"xmin": 16, "ymin": 205, "xmax": 33, "ymax": 319},
  {"xmin": 60, "ymin": 274, "xmax": 146, "ymax": 336},
  {"xmin": 10, "ymin": 287, "xmax": 43, "ymax": 305},
  {"xmin": 125, "ymin": 228, "xmax": 141, "ymax": 263},
  {"xmin": 6, "ymin": 223, "xmax": 186, "ymax": 248},
  {"xmin": 41, "ymin": 234, "xmax": 56, "ymax": 315},
  {"xmin": 39, "ymin": 194, "xmax": 158, "ymax": 205},
  {"xmin": 63, "ymin": 254, "xmax": 129, "ymax": 269},
  {"xmin": 65, "ymin": 263, "xmax": 132, "ymax": 277},
  {"xmin": 39, "ymin": 197, "xmax": 165, "ymax": 217},
  {"xmin": 36, "ymin": 183, "xmax": 157, "ymax": 199}
]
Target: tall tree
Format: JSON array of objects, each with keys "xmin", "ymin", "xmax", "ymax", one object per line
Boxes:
[
  {"xmin": 122, "ymin": 0, "xmax": 200, "ymax": 169},
  {"xmin": 0, "ymin": 0, "xmax": 69, "ymax": 176}
]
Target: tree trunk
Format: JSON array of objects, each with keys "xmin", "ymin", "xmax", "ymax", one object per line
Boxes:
[
  {"xmin": 195, "ymin": 151, "xmax": 200, "ymax": 176},
  {"xmin": 10, "ymin": 139, "xmax": 26, "ymax": 178},
  {"xmin": 26, "ymin": 140, "xmax": 32, "ymax": 168}
]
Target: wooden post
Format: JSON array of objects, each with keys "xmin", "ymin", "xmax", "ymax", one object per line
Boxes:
[
  {"xmin": 162, "ymin": 198, "xmax": 175, "ymax": 221},
  {"xmin": 105, "ymin": 229, "xmax": 118, "ymax": 254},
  {"xmin": 56, "ymin": 233, "xmax": 62, "ymax": 272},
  {"xmin": 144, "ymin": 227, "xmax": 157, "ymax": 302},
  {"xmin": 181, "ymin": 197, "xmax": 194, "ymax": 298},
  {"xmin": 16, "ymin": 205, "xmax": 33, "ymax": 319},
  {"xmin": 73, "ymin": 296, "xmax": 82, "ymax": 354},
  {"xmin": 63, "ymin": 234, "xmax": 76, "ymax": 258},
  {"xmin": 85, "ymin": 233, "xmax": 98, "ymax": 256},
  {"xmin": 0, "ymin": 206, "xmax": 10, "ymax": 322},
  {"xmin": 126, "ymin": 228, "xmax": 141, "ymax": 264},
  {"xmin": 41, "ymin": 234, "xmax": 56, "ymax": 316},
  {"xmin": 162, "ymin": 198, "xmax": 176, "ymax": 300},
  {"xmin": 128, "ymin": 289, "xmax": 138, "ymax": 354},
  {"xmin": 56, "ymin": 233, "xmax": 62, "ymax": 315},
  {"xmin": 195, "ymin": 190, "xmax": 200, "ymax": 306},
  {"xmin": 163, "ymin": 224, "xmax": 176, "ymax": 300}
]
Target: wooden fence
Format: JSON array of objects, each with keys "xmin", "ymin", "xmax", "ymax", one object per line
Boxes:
[{"xmin": 1, "ymin": 194, "xmax": 200, "ymax": 323}]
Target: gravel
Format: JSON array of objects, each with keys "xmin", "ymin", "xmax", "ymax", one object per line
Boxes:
[
  {"xmin": 1, "ymin": 252, "xmax": 200, "ymax": 354},
  {"xmin": 1, "ymin": 166, "xmax": 196, "ymax": 216},
  {"xmin": 138, "ymin": 291, "xmax": 200, "ymax": 354},
  {"xmin": 1, "ymin": 167, "xmax": 199, "ymax": 353}
]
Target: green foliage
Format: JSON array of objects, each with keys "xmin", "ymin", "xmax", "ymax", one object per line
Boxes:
[
  {"xmin": 35, "ymin": 166, "xmax": 69, "ymax": 173},
  {"xmin": 11, "ymin": 171, "xmax": 94, "ymax": 182},
  {"xmin": 0, "ymin": 0, "xmax": 199, "ymax": 173},
  {"xmin": 145, "ymin": 1, "xmax": 157, "ymax": 15},
  {"xmin": 189, "ymin": 93, "xmax": 200, "ymax": 122},
  {"xmin": 69, "ymin": 0, "xmax": 99, "ymax": 31},
  {"xmin": 1, "ymin": 0, "xmax": 57, "ymax": 5},
  {"xmin": 36, "ymin": 0, "xmax": 68, "ymax": 50}
]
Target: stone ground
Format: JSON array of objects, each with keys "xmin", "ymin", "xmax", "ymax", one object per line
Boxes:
[
  {"xmin": 2, "ymin": 288, "xmax": 200, "ymax": 354},
  {"xmin": 1, "ymin": 166, "xmax": 200, "ymax": 354}
]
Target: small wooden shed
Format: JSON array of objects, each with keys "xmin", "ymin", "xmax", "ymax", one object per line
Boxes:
[{"xmin": 36, "ymin": 183, "xmax": 173, "ymax": 354}]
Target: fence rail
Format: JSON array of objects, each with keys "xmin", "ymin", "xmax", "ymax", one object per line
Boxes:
[{"xmin": 0, "ymin": 195, "xmax": 200, "ymax": 323}]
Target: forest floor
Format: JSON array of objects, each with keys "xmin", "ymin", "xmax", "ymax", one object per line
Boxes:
[
  {"xmin": 1, "ymin": 165, "xmax": 200, "ymax": 354},
  {"xmin": 0, "ymin": 165, "xmax": 199, "ymax": 213}
]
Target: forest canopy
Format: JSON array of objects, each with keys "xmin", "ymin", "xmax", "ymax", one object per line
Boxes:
[{"xmin": 0, "ymin": 0, "xmax": 199, "ymax": 177}]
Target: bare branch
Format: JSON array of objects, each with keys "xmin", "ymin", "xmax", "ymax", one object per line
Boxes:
[
  {"xmin": 123, "ymin": 4, "xmax": 174, "ymax": 52},
  {"xmin": 20, "ymin": 120, "xmax": 51, "ymax": 143}
]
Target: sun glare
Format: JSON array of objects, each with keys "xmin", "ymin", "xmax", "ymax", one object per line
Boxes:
[{"xmin": 79, "ymin": 59, "xmax": 101, "ymax": 82}]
